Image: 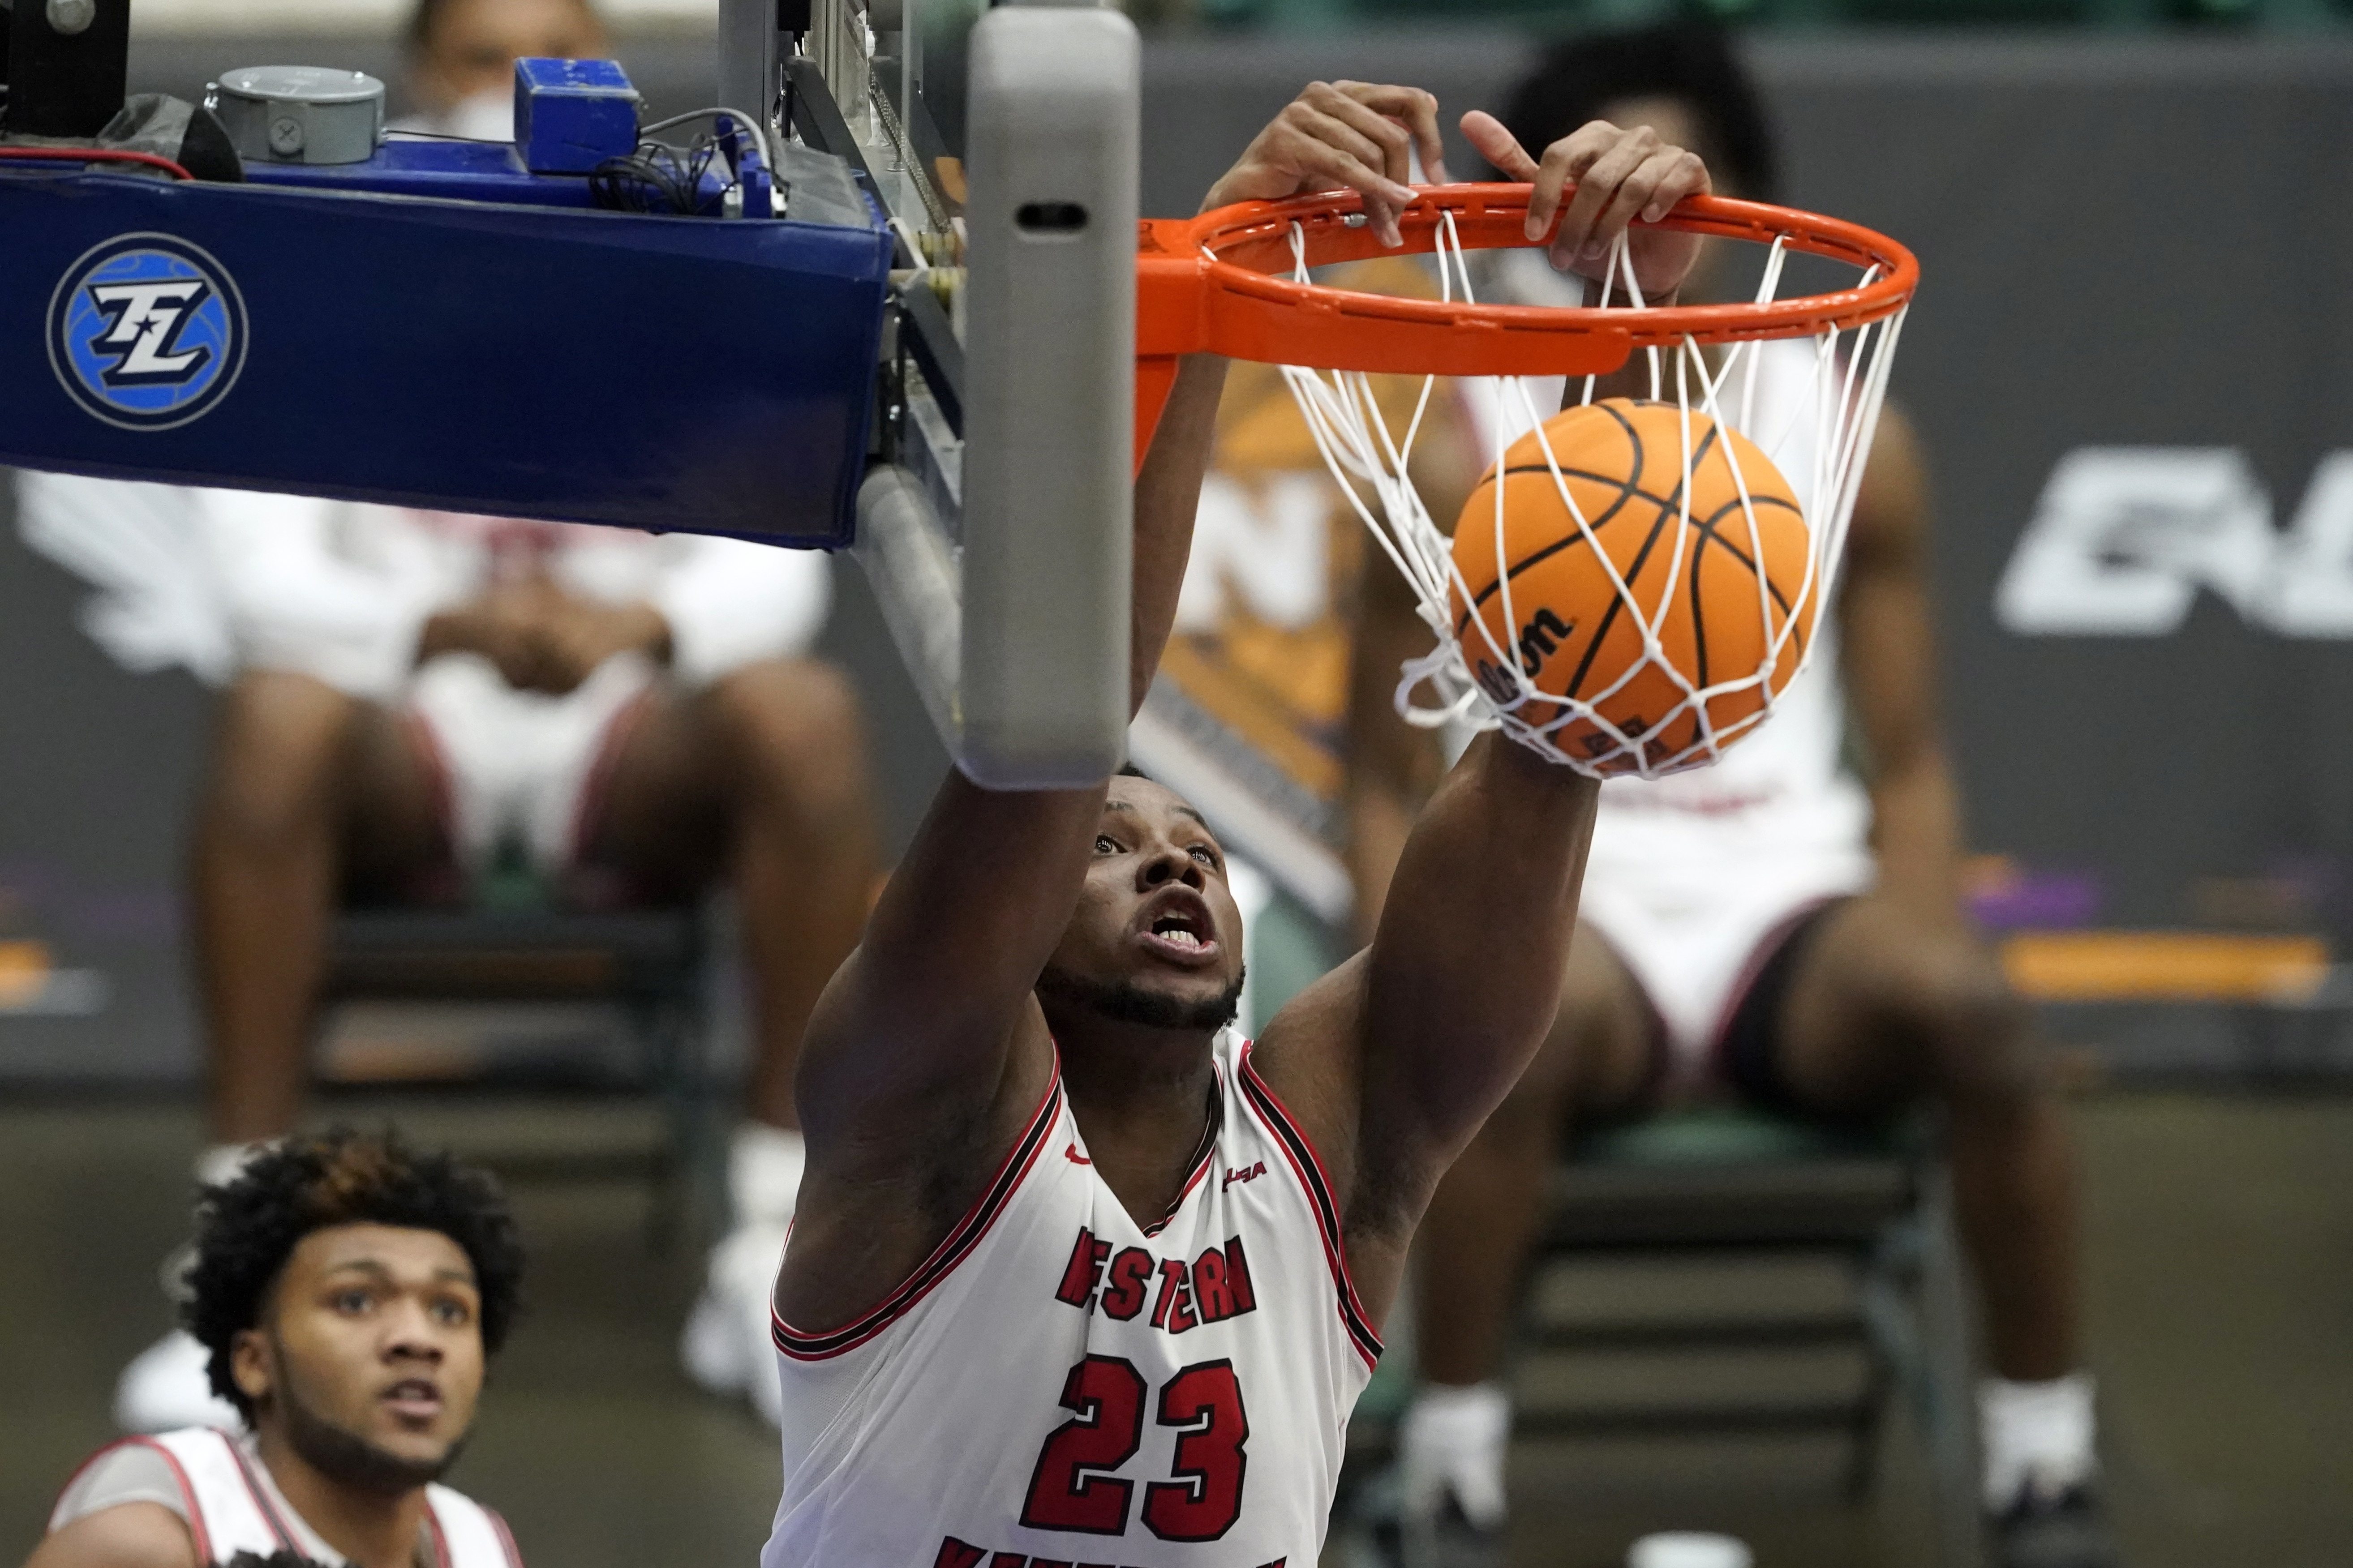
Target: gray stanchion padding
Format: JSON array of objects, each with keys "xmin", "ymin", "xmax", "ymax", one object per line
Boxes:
[{"xmin": 956, "ymin": 4, "xmax": 1137, "ymax": 788}]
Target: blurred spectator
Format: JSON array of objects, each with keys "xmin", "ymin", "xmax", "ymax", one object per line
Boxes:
[
  {"xmin": 17, "ymin": 0, "xmax": 878, "ymax": 1440},
  {"xmin": 1370, "ymin": 24, "xmax": 2120, "ymax": 1568},
  {"xmin": 29, "ymin": 1131, "xmax": 527, "ymax": 1568},
  {"xmin": 402, "ymin": 0, "xmax": 608, "ymax": 139}
]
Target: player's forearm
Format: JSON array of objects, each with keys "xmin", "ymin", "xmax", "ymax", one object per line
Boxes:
[
  {"xmin": 1871, "ymin": 745, "xmax": 1967, "ymax": 921},
  {"xmin": 803, "ymin": 768, "xmax": 1100, "ymax": 1120},
  {"xmin": 1360, "ymin": 737, "xmax": 1598, "ymax": 1168},
  {"xmin": 1129, "ymin": 353, "xmax": 1229, "ymax": 714},
  {"xmin": 1343, "ymin": 782, "xmax": 1416, "ymax": 949}
]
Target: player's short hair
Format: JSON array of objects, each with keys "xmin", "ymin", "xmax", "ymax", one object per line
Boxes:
[
  {"xmin": 1493, "ymin": 21, "xmax": 1779, "ymax": 204},
  {"xmin": 183, "ymin": 1129, "xmax": 526, "ymax": 1422}
]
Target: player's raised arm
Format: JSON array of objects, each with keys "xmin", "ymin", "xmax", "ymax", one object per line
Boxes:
[
  {"xmin": 783, "ymin": 81, "xmax": 1463, "ymax": 1332},
  {"xmin": 1357, "ymin": 119, "xmax": 1711, "ymax": 1155},
  {"xmin": 787, "ymin": 372, "xmax": 1224, "ymax": 1195},
  {"xmin": 1253, "ymin": 116, "xmax": 1713, "ymax": 1317}
]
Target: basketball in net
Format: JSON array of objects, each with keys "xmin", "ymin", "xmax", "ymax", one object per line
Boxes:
[
  {"xmin": 1448, "ymin": 397, "xmax": 1816, "ymax": 775},
  {"xmin": 1133, "ymin": 181, "xmax": 1915, "ymax": 778}
]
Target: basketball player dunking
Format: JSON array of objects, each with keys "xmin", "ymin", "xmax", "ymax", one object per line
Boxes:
[{"xmin": 762, "ymin": 86, "xmax": 1711, "ymax": 1566}]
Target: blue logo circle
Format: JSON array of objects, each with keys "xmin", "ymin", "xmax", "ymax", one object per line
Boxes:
[{"xmin": 47, "ymin": 233, "xmax": 249, "ymax": 431}]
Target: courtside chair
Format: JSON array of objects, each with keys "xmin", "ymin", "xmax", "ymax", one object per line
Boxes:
[
  {"xmin": 1338, "ymin": 1108, "xmax": 1984, "ymax": 1568},
  {"xmin": 1515, "ymin": 1106, "xmax": 1985, "ymax": 1568},
  {"xmin": 318, "ymin": 865, "xmax": 720, "ymax": 1248}
]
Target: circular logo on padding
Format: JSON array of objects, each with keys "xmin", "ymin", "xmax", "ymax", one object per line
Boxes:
[{"xmin": 48, "ymin": 233, "xmax": 249, "ymax": 431}]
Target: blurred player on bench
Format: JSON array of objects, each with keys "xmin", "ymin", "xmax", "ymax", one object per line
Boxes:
[
  {"xmin": 1379, "ymin": 26, "xmax": 2117, "ymax": 1568},
  {"xmin": 93, "ymin": 0, "xmax": 880, "ymax": 1439}
]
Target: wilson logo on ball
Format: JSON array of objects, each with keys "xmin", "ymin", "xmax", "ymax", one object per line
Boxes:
[
  {"xmin": 47, "ymin": 233, "xmax": 249, "ymax": 432},
  {"xmin": 1450, "ymin": 398, "xmax": 1815, "ymax": 775}
]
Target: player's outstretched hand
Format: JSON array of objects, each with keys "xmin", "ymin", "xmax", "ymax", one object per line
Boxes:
[
  {"xmin": 1202, "ymin": 81, "xmax": 1451, "ymax": 249},
  {"xmin": 1460, "ymin": 111, "xmax": 1709, "ymax": 298}
]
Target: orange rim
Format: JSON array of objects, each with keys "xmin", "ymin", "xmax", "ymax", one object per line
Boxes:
[{"xmin": 1134, "ymin": 182, "xmax": 1918, "ymax": 469}]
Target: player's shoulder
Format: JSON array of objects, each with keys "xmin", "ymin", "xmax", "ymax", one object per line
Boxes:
[
  {"xmin": 426, "ymin": 1481, "xmax": 525, "ymax": 1568},
  {"xmin": 1236, "ymin": 956, "xmax": 1371, "ymax": 1180},
  {"xmin": 29, "ymin": 1499, "xmax": 201, "ymax": 1568}
]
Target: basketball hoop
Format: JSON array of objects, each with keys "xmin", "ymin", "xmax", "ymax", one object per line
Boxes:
[{"xmin": 1134, "ymin": 184, "xmax": 1917, "ymax": 779}]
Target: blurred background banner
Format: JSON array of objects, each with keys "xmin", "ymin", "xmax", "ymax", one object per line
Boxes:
[{"xmin": 11, "ymin": 22, "xmax": 2353, "ymax": 1083}]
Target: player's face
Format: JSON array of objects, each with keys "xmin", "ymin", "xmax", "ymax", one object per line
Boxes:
[
  {"xmin": 1042, "ymin": 779, "xmax": 1246, "ymax": 1031},
  {"xmin": 236, "ymin": 1224, "xmax": 486, "ymax": 1488},
  {"xmin": 415, "ymin": 0, "xmax": 606, "ymax": 112}
]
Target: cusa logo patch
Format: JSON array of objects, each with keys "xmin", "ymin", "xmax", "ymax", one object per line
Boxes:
[{"xmin": 47, "ymin": 233, "xmax": 248, "ymax": 431}]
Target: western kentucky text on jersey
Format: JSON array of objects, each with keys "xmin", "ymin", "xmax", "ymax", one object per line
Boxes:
[
  {"xmin": 1053, "ymin": 1229, "xmax": 1258, "ymax": 1332},
  {"xmin": 933, "ymin": 1539, "xmax": 1284, "ymax": 1568}
]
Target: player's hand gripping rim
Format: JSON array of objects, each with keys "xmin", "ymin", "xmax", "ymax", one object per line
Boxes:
[
  {"xmin": 1460, "ymin": 110, "xmax": 1710, "ymax": 299},
  {"xmin": 1203, "ymin": 81, "xmax": 1450, "ymax": 249}
]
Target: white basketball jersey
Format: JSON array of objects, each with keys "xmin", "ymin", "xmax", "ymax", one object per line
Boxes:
[
  {"xmin": 50, "ymin": 1427, "xmax": 522, "ymax": 1568},
  {"xmin": 763, "ymin": 1032, "xmax": 1380, "ymax": 1568}
]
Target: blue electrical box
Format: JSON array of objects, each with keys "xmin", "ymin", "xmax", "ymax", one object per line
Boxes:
[{"xmin": 514, "ymin": 56, "xmax": 642, "ymax": 175}]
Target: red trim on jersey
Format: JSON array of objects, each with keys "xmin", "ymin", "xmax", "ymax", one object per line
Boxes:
[
  {"xmin": 1235, "ymin": 1042, "xmax": 1384, "ymax": 1370},
  {"xmin": 220, "ymin": 1435, "xmax": 301, "ymax": 1553},
  {"xmin": 772, "ymin": 1061, "xmax": 1065, "ymax": 1360},
  {"xmin": 1141, "ymin": 1074, "xmax": 1223, "ymax": 1238},
  {"xmin": 403, "ymin": 708, "xmax": 458, "ymax": 850},
  {"xmin": 422, "ymin": 1507, "xmax": 456, "ymax": 1568},
  {"xmin": 565, "ymin": 686, "xmax": 655, "ymax": 866},
  {"xmin": 486, "ymin": 1505, "xmax": 526, "ymax": 1568},
  {"xmin": 1702, "ymin": 895, "xmax": 1836, "ymax": 1066},
  {"xmin": 49, "ymin": 1437, "xmax": 215, "ymax": 1564}
]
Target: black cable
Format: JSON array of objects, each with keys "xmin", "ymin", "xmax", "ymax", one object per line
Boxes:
[{"xmin": 587, "ymin": 134, "xmax": 719, "ymax": 215}]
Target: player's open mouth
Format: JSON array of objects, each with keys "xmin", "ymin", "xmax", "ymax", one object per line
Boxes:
[
  {"xmin": 382, "ymin": 1379, "xmax": 443, "ymax": 1421},
  {"xmin": 1137, "ymin": 893, "xmax": 1219, "ymax": 966}
]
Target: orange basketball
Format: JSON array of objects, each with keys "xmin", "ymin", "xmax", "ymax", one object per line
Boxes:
[{"xmin": 1449, "ymin": 397, "xmax": 1815, "ymax": 773}]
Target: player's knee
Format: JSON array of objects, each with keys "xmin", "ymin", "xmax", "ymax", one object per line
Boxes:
[
  {"xmin": 1549, "ymin": 945, "xmax": 1652, "ymax": 1112},
  {"xmin": 706, "ymin": 658, "xmax": 871, "ymax": 814},
  {"xmin": 1892, "ymin": 937, "xmax": 2035, "ymax": 1106},
  {"xmin": 205, "ymin": 670, "xmax": 359, "ymax": 841}
]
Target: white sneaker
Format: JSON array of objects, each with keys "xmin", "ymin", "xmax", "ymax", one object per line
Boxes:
[
  {"xmin": 678, "ymin": 1221, "xmax": 791, "ymax": 1426},
  {"xmin": 115, "ymin": 1330, "xmax": 241, "ymax": 1434}
]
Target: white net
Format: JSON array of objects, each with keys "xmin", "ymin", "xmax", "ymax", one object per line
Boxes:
[{"xmin": 1277, "ymin": 210, "xmax": 1906, "ymax": 779}]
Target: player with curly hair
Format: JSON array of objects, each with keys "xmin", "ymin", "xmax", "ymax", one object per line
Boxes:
[{"xmin": 30, "ymin": 1131, "xmax": 526, "ymax": 1568}]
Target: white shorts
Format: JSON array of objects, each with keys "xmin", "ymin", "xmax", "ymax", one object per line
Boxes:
[
  {"xmin": 405, "ymin": 651, "xmax": 657, "ymax": 874},
  {"xmin": 1578, "ymin": 847, "xmax": 1875, "ymax": 1086}
]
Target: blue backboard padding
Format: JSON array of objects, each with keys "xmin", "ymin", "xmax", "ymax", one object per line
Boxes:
[
  {"xmin": 247, "ymin": 140, "xmax": 601, "ymax": 208},
  {"xmin": 246, "ymin": 138, "xmax": 735, "ymax": 214},
  {"xmin": 2, "ymin": 170, "xmax": 891, "ymax": 548}
]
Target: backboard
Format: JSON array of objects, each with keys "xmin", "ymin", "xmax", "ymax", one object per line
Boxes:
[
  {"xmin": 736, "ymin": 0, "xmax": 1141, "ymax": 788},
  {"xmin": 3, "ymin": 0, "xmax": 1137, "ymax": 789}
]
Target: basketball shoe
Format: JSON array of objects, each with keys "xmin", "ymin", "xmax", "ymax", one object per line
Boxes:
[
  {"xmin": 116, "ymin": 1146, "xmax": 260, "ymax": 1433},
  {"xmin": 1992, "ymin": 1484, "xmax": 2121, "ymax": 1568},
  {"xmin": 678, "ymin": 1122, "xmax": 803, "ymax": 1425}
]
